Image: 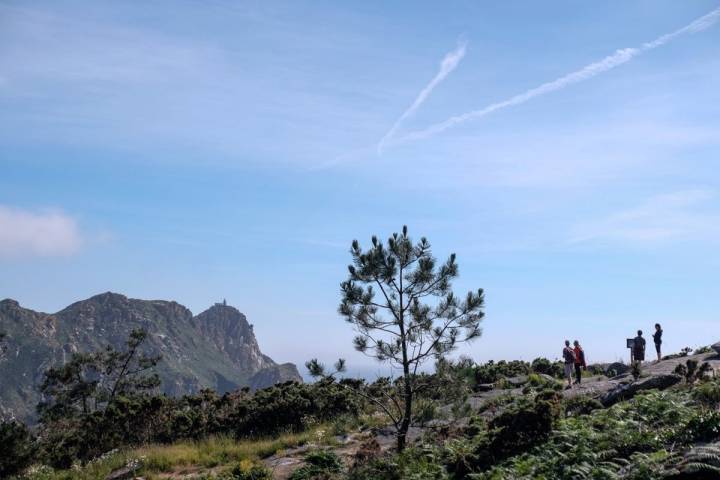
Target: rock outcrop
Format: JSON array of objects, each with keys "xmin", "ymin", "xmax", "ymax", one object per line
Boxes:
[
  {"xmin": 0, "ymin": 293, "xmax": 302, "ymax": 423},
  {"xmin": 600, "ymin": 373, "xmax": 682, "ymax": 407},
  {"xmin": 248, "ymin": 363, "xmax": 305, "ymax": 391},
  {"xmin": 604, "ymin": 362, "xmax": 631, "ymax": 377}
]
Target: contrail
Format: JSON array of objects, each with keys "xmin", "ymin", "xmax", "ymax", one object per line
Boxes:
[
  {"xmin": 391, "ymin": 6, "xmax": 720, "ymax": 146},
  {"xmin": 377, "ymin": 40, "xmax": 467, "ymax": 154}
]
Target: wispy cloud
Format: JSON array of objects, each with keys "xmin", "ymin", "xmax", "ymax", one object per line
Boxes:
[
  {"xmin": 0, "ymin": 206, "xmax": 83, "ymax": 259},
  {"xmin": 391, "ymin": 6, "xmax": 720, "ymax": 146},
  {"xmin": 377, "ymin": 40, "xmax": 467, "ymax": 153},
  {"xmin": 569, "ymin": 190, "xmax": 720, "ymax": 245},
  {"xmin": 0, "ymin": 4, "xmax": 384, "ymax": 168}
]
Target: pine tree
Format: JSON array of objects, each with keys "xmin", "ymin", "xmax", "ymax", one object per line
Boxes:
[
  {"xmin": 310, "ymin": 226, "xmax": 484, "ymax": 451},
  {"xmin": 37, "ymin": 328, "xmax": 161, "ymax": 420}
]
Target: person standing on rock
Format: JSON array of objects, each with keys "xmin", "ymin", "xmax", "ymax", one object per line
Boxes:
[
  {"xmin": 633, "ymin": 330, "xmax": 646, "ymax": 365},
  {"xmin": 653, "ymin": 323, "xmax": 663, "ymax": 362},
  {"xmin": 573, "ymin": 340, "xmax": 587, "ymax": 385},
  {"xmin": 563, "ymin": 340, "xmax": 576, "ymax": 389}
]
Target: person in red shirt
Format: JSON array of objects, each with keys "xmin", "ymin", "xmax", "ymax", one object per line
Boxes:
[{"xmin": 573, "ymin": 340, "xmax": 587, "ymax": 385}]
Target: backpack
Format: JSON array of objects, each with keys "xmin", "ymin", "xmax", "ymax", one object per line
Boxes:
[{"xmin": 563, "ymin": 347, "xmax": 575, "ymax": 363}]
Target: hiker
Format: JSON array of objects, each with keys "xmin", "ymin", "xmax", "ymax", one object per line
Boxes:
[
  {"xmin": 653, "ymin": 323, "xmax": 663, "ymax": 361},
  {"xmin": 563, "ymin": 340, "xmax": 576, "ymax": 388},
  {"xmin": 633, "ymin": 330, "xmax": 646, "ymax": 365},
  {"xmin": 573, "ymin": 340, "xmax": 587, "ymax": 384}
]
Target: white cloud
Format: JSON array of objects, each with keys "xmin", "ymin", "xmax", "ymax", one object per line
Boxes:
[
  {"xmin": 0, "ymin": 206, "xmax": 83, "ymax": 259},
  {"xmin": 392, "ymin": 6, "xmax": 720, "ymax": 145},
  {"xmin": 569, "ymin": 190, "xmax": 720, "ymax": 245}
]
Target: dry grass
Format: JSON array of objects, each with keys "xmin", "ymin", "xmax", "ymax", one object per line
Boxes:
[
  {"xmin": 137, "ymin": 430, "xmax": 316, "ymax": 472},
  {"xmin": 18, "ymin": 425, "xmax": 338, "ymax": 480}
]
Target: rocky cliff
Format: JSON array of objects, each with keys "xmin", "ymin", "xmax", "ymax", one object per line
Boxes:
[{"xmin": 0, "ymin": 292, "xmax": 302, "ymax": 423}]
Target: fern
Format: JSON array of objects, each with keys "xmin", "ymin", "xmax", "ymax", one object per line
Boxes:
[{"xmin": 674, "ymin": 445, "xmax": 720, "ymax": 476}]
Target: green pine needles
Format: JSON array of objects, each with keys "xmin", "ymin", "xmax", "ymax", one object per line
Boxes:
[{"xmin": 312, "ymin": 226, "xmax": 484, "ymax": 452}]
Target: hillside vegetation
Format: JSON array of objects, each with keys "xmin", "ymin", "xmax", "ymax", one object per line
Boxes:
[
  {"xmin": 3, "ymin": 342, "xmax": 720, "ymax": 479},
  {"xmin": 0, "ymin": 293, "xmax": 301, "ymax": 423}
]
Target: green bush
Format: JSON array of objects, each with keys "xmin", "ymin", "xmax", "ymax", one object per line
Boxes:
[
  {"xmin": 226, "ymin": 462, "xmax": 272, "ymax": 480},
  {"xmin": 674, "ymin": 359, "xmax": 713, "ymax": 384},
  {"xmin": 663, "ymin": 347, "xmax": 693, "ymax": 360},
  {"xmin": 231, "ymin": 380, "xmax": 361, "ymax": 438},
  {"xmin": 470, "ymin": 391, "xmax": 702, "ymax": 478},
  {"xmin": 472, "ymin": 389, "xmax": 562, "ymax": 469},
  {"xmin": 0, "ymin": 420, "xmax": 36, "ymax": 477},
  {"xmin": 679, "ymin": 410, "xmax": 720, "ymax": 443},
  {"xmin": 693, "ymin": 345, "xmax": 714, "ymax": 355},
  {"xmin": 349, "ymin": 444, "xmax": 453, "ymax": 480},
  {"xmin": 563, "ymin": 395, "xmax": 603, "ymax": 417},
  {"xmin": 289, "ymin": 450, "xmax": 343, "ymax": 480},
  {"xmin": 693, "ymin": 380, "xmax": 720, "ymax": 409},
  {"xmin": 475, "ymin": 394, "xmax": 514, "ymax": 416},
  {"xmin": 531, "ymin": 357, "xmax": 564, "ymax": 379},
  {"xmin": 347, "ymin": 458, "xmax": 401, "ymax": 480},
  {"xmin": 473, "ymin": 360, "xmax": 530, "ymax": 384}
]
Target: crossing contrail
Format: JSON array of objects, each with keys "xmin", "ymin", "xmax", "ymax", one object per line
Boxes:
[
  {"xmin": 377, "ymin": 40, "xmax": 467, "ymax": 154},
  {"xmin": 389, "ymin": 6, "xmax": 720, "ymax": 147}
]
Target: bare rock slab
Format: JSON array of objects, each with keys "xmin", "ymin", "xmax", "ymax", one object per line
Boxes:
[{"xmin": 600, "ymin": 373, "xmax": 682, "ymax": 407}]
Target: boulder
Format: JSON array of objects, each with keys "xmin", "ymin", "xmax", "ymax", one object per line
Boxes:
[
  {"xmin": 505, "ymin": 375, "xmax": 529, "ymax": 387},
  {"xmin": 712, "ymin": 341, "xmax": 720, "ymax": 356},
  {"xmin": 600, "ymin": 374, "xmax": 682, "ymax": 407},
  {"xmin": 537, "ymin": 373, "xmax": 556, "ymax": 383},
  {"xmin": 105, "ymin": 464, "xmax": 140, "ymax": 480},
  {"xmin": 475, "ymin": 383, "xmax": 495, "ymax": 392},
  {"xmin": 604, "ymin": 362, "xmax": 630, "ymax": 377}
]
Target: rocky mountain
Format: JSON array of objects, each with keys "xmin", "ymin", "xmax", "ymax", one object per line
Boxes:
[{"xmin": 0, "ymin": 292, "xmax": 302, "ymax": 423}]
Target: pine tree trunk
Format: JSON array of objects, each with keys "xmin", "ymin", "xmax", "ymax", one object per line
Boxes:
[{"xmin": 396, "ymin": 357, "xmax": 413, "ymax": 452}]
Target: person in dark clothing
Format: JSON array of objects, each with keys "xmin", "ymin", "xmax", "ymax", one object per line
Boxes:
[
  {"xmin": 653, "ymin": 323, "xmax": 663, "ymax": 361},
  {"xmin": 633, "ymin": 330, "xmax": 646, "ymax": 365},
  {"xmin": 573, "ymin": 340, "xmax": 587, "ymax": 384},
  {"xmin": 563, "ymin": 340, "xmax": 575, "ymax": 389}
]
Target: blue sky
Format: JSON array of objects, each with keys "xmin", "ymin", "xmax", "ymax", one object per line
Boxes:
[{"xmin": 1, "ymin": 1, "xmax": 719, "ymax": 377}]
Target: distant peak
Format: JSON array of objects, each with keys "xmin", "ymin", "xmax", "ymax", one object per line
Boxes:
[
  {"xmin": 0, "ymin": 298, "xmax": 20, "ymax": 308},
  {"xmin": 89, "ymin": 291, "xmax": 127, "ymax": 301}
]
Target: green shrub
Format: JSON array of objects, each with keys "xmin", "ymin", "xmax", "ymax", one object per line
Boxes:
[
  {"xmin": 472, "ymin": 389, "xmax": 562, "ymax": 469},
  {"xmin": 563, "ymin": 395, "xmax": 603, "ymax": 417},
  {"xmin": 673, "ymin": 359, "xmax": 713, "ymax": 384},
  {"xmin": 693, "ymin": 380, "xmax": 720, "ymax": 409},
  {"xmin": 663, "ymin": 347, "xmax": 693, "ymax": 360},
  {"xmin": 476, "ymin": 394, "xmax": 514, "ymax": 415},
  {"xmin": 231, "ymin": 381, "xmax": 361, "ymax": 438},
  {"xmin": 468, "ymin": 391, "xmax": 697, "ymax": 479},
  {"xmin": 531, "ymin": 357, "xmax": 564, "ymax": 378},
  {"xmin": 0, "ymin": 420, "xmax": 36, "ymax": 477},
  {"xmin": 694, "ymin": 345, "xmax": 714, "ymax": 355},
  {"xmin": 289, "ymin": 450, "xmax": 343, "ymax": 480},
  {"xmin": 347, "ymin": 458, "xmax": 400, "ymax": 480},
  {"xmin": 225, "ymin": 462, "xmax": 272, "ymax": 480},
  {"xmin": 678, "ymin": 410, "xmax": 720, "ymax": 443},
  {"xmin": 473, "ymin": 360, "xmax": 530, "ymax": 384}
]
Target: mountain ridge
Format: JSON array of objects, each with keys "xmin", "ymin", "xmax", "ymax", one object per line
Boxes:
[{"xmin": 0, "ymin": 292, "xmax": 302, "ymax": 423}]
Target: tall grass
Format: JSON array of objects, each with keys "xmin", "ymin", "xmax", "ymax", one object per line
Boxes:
[
  {"xmin": 138, "ymin": 432, "xmax": 314, "ymax": 471},
  {"xmin": 18, "ymin": 425, "xmax": 335, "ymax": 480}
]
